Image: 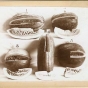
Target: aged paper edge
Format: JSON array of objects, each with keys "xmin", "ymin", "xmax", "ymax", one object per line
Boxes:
[
  {"xmin": 0, "ymin": 1, "xmax": 88, "ymax": 88},
  {"xmin": 0, "ymin": 1, "xmax": 87, "ymax": 7}
]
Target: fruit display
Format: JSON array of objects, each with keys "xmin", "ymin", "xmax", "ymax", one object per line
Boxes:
[
  {"xmin": 0, "ymin": 9, "xmax": 86, "ymax": 80},
  {"xmin": 3, "ymin": 45, "xmax": 32, "ymax": 80},
  {"xmin": 37, "ymin": 31, "xmax": 54, "ymax": 72},
  {"xmin": 7, "ymin": 12, "xmax": 45, "ymax": 39},
  {"xmin": 57, "ymin": 43, "xmax": 85, "ymax": 68}
]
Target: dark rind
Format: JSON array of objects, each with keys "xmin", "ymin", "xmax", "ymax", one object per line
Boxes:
[
  {"xmin": 51, "ymin": 12, "xmax": 78, "ymax": 31},
  {"xmin": 5, "ymin": 55, "xmax": 30, "ymax": 72},
  {"xmin": 9, "ymin": 13, "xmax": 45, "ymax": 30},
  {"xmin": 11, "ymin": 14, "xmax": 44, "ymax": 23},
  {"xmin": 57, "ymin": 43, "xmax": 85, "ymax": 68},
  {"xmin": 5, "ymin": 48, "xmax": 31, "ymax": 72},
  {"xmin": 51, "ymin": 12, "xmax": 77, "ymax": 20},
  {"xmin": 37, "ymin": 33, "xmax": 54, "ymax": 72}
]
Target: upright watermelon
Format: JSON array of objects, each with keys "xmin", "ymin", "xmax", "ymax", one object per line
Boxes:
[{"xmin": 37, "ymin": 31, "xmax": 54, "ymax": 72}]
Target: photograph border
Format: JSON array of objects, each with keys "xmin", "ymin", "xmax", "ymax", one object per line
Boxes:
[{"xmin": 0, "ymin": 1, "xmax": 88, "ymax": 88}]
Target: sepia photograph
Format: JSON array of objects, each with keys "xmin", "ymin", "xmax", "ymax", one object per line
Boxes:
[
  {"xmin": 0, "ymin": 6, "xmax": 87, "ymax": 81},
  {"xmin": 0, "ymin": 1, "xmax": 88, "ymax": 87}
]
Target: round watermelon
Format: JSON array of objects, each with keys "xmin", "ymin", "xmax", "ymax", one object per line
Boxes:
[{"xmin": 57, "ymin": 43, "xmax": 85, "ymax": 68}]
